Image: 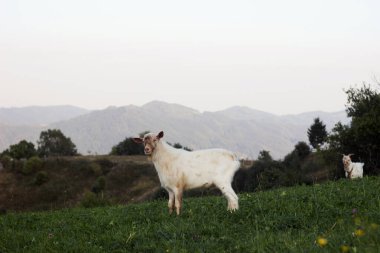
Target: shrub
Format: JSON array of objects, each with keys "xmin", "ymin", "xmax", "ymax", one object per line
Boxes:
[
  {"xmin": 22, "ymin": 156, "xmax": 43, "ymax": 175},
  {"xmin": 92, "ymin": 176, "xmax": 106, "ymax": 194},
  {"xmin": 95, "ymin": 158, "xmax": 114, "ymax": 175},
  {"xmin": 89, "ymin": 162, "xmax": 103, "ymax": 176},
  {"xmin": 256, "ymin": 165, "xmax": 287, "ymax": 190},
  {"xmin": 34, "ymin": 171, "xmax": 49, "ymax": 186},
  {"xmin": 80, "ymin": 191, "xmax": 110, "ymax": 208},
  {"xmin": 0, "ymin": 155, "xmax": 12, "ymax": 170}
]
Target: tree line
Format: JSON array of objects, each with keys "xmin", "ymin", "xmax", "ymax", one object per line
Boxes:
[
  {"xmin": 1, "ymin": 129, "xmax": 77, "ymax": 159},
  {"xmin": 1, "ymin": 83, "xmax": 379, "ymax": 177},
  {"xmin": 0, "ymin": 130, "xmax": 192, "ymax": 159}
]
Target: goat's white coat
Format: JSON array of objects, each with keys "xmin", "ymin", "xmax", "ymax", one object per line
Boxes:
[
  {"xmin": 145, "ymin": 133, "xmax": 240, "ymax": 214},
  {"xmin": 342, "ymin": 154, "xmax": 364, "ymax": 179}
]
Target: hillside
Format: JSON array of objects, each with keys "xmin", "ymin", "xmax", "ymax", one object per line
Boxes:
[
  {"xmin": 0, "ymin": 156, "xmax": 160, "ymax": 212},
  {"xmin": 0, "ymin": 102, "xmax": 349, "ymax": 159},
  {"xmin": 0, "ymin": 152, "xmax": 344, "ymax": 213},
  {"xmin": 1, "ymin": 177, "xmax": 379, "ymax": 252}
]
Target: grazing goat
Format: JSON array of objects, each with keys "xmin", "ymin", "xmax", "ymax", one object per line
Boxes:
[
  {"xmin": 342, "ymin": 154, "xmax": 364, "ymax": 179},
  {"xmin": 133, "ymin": 131, "xmax": 240, "ymax": 215}
]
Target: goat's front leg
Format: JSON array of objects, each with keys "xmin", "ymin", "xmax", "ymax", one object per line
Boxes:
[
  {"xmin": 167, "ymin": 189, "xmax": 175, "ymax": 215},
  {"xmin": 173, "ymin": 188, "xmax": 183, "ymax": 215}
]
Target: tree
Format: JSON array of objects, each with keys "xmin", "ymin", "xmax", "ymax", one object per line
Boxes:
[
  {"xmin": 110, "ymin": 131, "xmax": 148, "ymax": 155},
  {"xmin": 2, "ymin": 140, "xmax": 36, "ymax": 159},
  {"xmin": 172, "ymin": 143, "xmax": 183, "ymax": 149},
  {"xmin": 37, "ymin": 129, "xmax": 77, "ymax": 157},
  {"xmin": 283, "ymin": 142, "xmax": 310, "ymax": 172},
  {"xmin": 168, "ymin": 142, "xmax": 193, "ymax": 151},
  {"xmin": 307, "ymin": 117, "xmax": 328, "ymax": 149},
  {"xmin": 110, "ymin": 137, "xmax": 144, "ymax": 155},
  {"xmin": 257, "ymin": 150, "xmax": 273, "ymax": 162},
  {"xmin": 294, "ymin": 141, "xmax": 311, "ymax": 160}
]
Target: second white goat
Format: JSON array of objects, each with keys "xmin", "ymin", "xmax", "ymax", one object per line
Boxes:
[{"xmin": 342, "ymin": 154, "xmax": 364, "ymax": 179}]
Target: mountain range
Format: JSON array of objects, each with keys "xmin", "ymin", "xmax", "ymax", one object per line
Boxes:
[{"xmin": 0, "ymin": 102, "xmax": 350, "ymax": 159}]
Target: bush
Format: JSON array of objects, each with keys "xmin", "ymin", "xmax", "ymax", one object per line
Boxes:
[
  {"xmin": 95, "ymin": 158, "xmax": 114, "ymax": 175},
  {"xmin": 34, "ymin": 171, "xmax": 49, "ymax": 186},
  {"xmin": 22, "ymin": 156, "xmax": 43, "ymax": 175},
  {"xmin": 0, "ymin": 155, "xmax": 12, "ymax": 170},
  {"xmin": 80, "ymin": 191, "xmax": 110, "ymax": 208},
  {"xmin": 300, "ymin": 151, "xmax": 342, "ymax": 183},
  {"xmin": 89, "ymin": 162, "xmax": 103, "ymax": 176},
  {"xmin": 256, "ymin": 165, "xmax": 287, "ymax": 190},
  {"xmin": 92, "ymin": 176, "xmax": 106, "ymax": 194}
]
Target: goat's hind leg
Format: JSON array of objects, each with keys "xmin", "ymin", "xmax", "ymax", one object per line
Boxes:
[{"xmin": 216, "ymin": 183, "xmax": 239, "ymax": 212}]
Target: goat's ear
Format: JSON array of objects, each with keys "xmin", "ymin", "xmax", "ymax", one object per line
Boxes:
[
  {"xmin": 132, "ymin": 137, "xmax": 143, "ymax": 144},
  {"xmin": 157, "ymin": 131, "xmax": 164, "ymax": 139},
  {"xmin": 348, "ymin": 154, "xmax": 354, "ymax": 157}
]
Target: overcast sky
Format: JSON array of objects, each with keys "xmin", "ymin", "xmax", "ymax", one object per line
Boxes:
[{"xmin": 1, "ymin": 0, "xmax": 379, "ymax": 115}]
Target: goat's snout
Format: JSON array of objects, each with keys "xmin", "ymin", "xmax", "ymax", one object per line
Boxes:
[{"xmin": 144, "ymin": 146, "xmax": 152, "ymax": 154}]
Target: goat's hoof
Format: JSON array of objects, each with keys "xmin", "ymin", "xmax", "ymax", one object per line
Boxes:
[{"xmin": 227, "ymin": 203, "xmax": 239, "ymax": 212}]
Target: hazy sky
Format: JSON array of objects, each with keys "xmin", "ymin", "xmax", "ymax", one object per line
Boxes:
[{"xmin": 1, "ymin": 0, "xmax": 379, "ymax": 115}]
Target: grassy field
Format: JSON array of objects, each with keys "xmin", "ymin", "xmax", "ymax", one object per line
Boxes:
[{"xmin": 1, "ymin": 177, "xmax": 379, "ymax": 253}]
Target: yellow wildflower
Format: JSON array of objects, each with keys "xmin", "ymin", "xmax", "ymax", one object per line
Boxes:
[
  {"xmin": 354, "ymin": 217, "xmax": 361, "ymax": 225},
  {"xmin": 316, "ymin": 237, "xmax": 328, "ymax": 247},
  {"xmin": 354, "ymin": 228, "xmax": 365, "ymax": 237},
  {"xmin": 340, "ymin": 245, "xmax": 350, "ymax": 253},
  {"xmin": 370, "ymin": 223, "xmax": 379, "ymax": 230}
]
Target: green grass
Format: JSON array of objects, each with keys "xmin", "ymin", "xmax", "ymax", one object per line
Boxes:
[{"xmin": 1, "ymin": 177, "xmax": 380, "ymax": 253}]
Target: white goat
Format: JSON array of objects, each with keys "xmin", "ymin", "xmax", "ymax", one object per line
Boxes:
[
  {"xmin": 133, "ymin": 131, "xmax": 240, "ymax": 215},
  {"xmin": 342, "ymin": 154, "xmax": 364, "ymax": 179}
]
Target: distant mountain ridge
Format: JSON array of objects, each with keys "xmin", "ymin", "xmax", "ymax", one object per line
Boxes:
[
  {"xmin": 0, "ymin": 102, "xmax": 349, "ymax": 158},
  {"xmin": 0, "ymin": 105, "xmax": 89, "ymax": 126}
]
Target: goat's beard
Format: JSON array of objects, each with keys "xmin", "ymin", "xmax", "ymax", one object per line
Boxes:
[
  {"xmin": 144, "ymin": 150, "xmax": 154, "ymax": 160},
  {"xmin": 146, "ymin": 153, "xmax": 153, "ymax": 161}
]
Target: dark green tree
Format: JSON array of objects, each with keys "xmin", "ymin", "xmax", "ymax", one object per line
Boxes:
[
  {"xmin": 173, "ymin": 143, "xmax": 183, "ymax": 149},
  {"xmin": 110, "ymin": 138, "xmax": 144, "ymax": 155},
  {"xmin": 257, "ymin": 150, "xmax": 273, "ymax": 162},
  {"xmin": 37, "ymin": 129, "xmax": 77, "ymax": 157},
  {"xmin": 283, "ymin": 141, "xmax": 311, "ymax": 167},
  {"xmin": 2, "ymin": 140, "xmax": 36, "ymax": 159},
  {"xmin": 110, "ymin": 131, "xmax": 148, "ymax": 155},
  {"xmin": 307, "ymin": 117, "xmax": 328, "ymax": 149},
  {"xmin": 294, "ymin": 141, "xmax": 311, "ymax": 160},
  {"xmin": 169, "ymin": 142, "xmax": 193, "ymax": 151}
]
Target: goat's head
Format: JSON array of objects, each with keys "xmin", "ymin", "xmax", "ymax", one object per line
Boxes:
[
  {"xmin": 132, "ymin": 131, "xmax": 164, "ymax": 155},
  {"xmin": 342, "ymin": 154, "xmax": 354, "ymax": 170}
]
